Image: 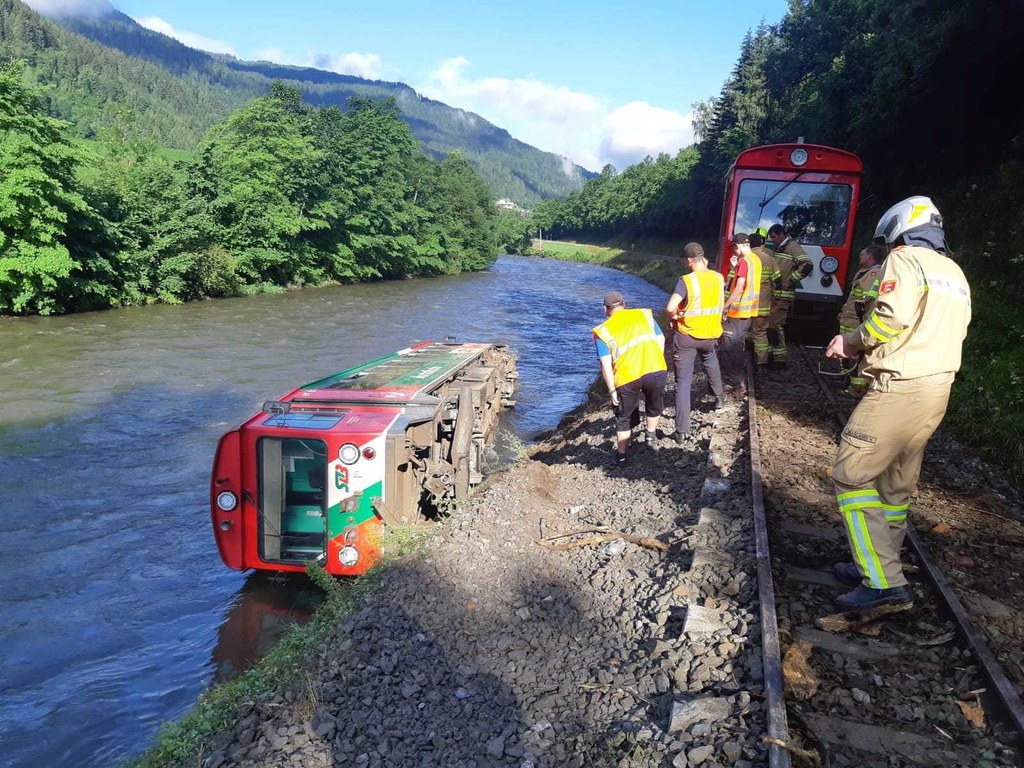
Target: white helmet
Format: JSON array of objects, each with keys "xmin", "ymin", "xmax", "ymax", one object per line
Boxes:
[{"xmin": 874, "ymin": 196, "xmax": 943, "ymax": 245}]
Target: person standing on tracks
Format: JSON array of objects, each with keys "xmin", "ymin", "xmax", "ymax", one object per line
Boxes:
[
  {"xmin": 594, "ymin": 291, "xmax": 668, "ymax": 465},
  {"xmin": 750, "ymin": 230, "xmax": 781, "ymax": 374},
  {"xmin": 836, "ymin": 244, "xmax": 884, "ymax": 397},
  {"xmin": 767, "ymin": 224, "xmax": 813, "ymax": 368},
  {"xmin": 665, "ymin": 243, "xmax": 727, "ymax": 445},
  {"xmin": 720, "ymin": 233, "xmax": 762, "ymax": 395},
  {"xmin": 825, "ymin": 196, "xmax": 971, "ymax": 610}
]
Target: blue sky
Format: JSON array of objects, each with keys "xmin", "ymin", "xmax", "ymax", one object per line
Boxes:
[{"xmin": 29, "ymin": 0, "xmax": 789, "ymax": 171}]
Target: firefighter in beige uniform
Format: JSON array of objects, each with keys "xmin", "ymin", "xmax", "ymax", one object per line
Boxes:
[
  {"xmin": 767, "ymin": 224, "xmax": 813, "ymax": 366},
  {"xmin": 836, "ymin": 244, "xmax": 884, "ymax": 396},
  {"xmin": 825, "ymin": 196, "xmax": 970, "ymax": 610}
]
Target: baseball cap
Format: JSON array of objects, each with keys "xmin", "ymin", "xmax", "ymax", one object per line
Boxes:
[
  {"xmin": 682, "ymin": 242, "xmax": 705, "ymax": 260},
  {"xmin": 731, "ymin": 233, "xmax": 750, "ymax": 245},
  {"xmin": 603, "ymin": 291, "xmax": 624, "ymax": 308}
]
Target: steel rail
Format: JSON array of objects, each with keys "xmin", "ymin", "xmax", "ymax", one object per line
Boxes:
[
  {"xmin": 745, "ymin": 359, "xmax": 793, "ymax": 768},
  {"xmin": 797, "ymin": 342, "xmax": 1024, "ymax": 753}
]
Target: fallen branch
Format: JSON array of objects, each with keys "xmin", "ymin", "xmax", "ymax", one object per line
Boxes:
[
  {"xmin": 762, "ymin": 737, "xmax": 822, "ymax": 768},
  {"xmin": 535, "ymin": 529, "xmax": 668, "ymax": 553}
]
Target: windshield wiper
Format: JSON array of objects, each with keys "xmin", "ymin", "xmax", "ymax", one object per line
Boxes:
[{"xmin": 760, "ymin": 171, "xmax": 807, "ymax": 210}]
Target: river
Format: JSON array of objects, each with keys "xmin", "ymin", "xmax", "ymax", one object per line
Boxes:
[{"xmin": 0, "ymin": 256, "xmax": 668, "ymax": 767}]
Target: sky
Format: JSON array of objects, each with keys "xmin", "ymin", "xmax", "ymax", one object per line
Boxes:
[{"xmin": 26, "ymin": 0, "xmax": 790, "ymax": 172}]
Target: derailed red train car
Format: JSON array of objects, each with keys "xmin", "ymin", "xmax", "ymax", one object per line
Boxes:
[
  {"xmin": 211, "ymin": 341, "xmax": 517, "ymax": 576},
  {"xmin": 718, "ymin": 141, "xmax": 863, "ymax": 316}
]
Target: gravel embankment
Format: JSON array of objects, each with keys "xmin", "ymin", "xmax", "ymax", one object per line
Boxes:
[{"xmin": 193, "ymin": 377, "xmax": 771, "ymax": 768}]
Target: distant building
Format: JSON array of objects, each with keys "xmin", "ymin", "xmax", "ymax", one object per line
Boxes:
[{"xmin": 496, "ymin": 198, "xmax": 529, "ymax": 215}]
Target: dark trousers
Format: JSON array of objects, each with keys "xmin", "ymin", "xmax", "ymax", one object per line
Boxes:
[
  {"xmin": 673, "ymin": 333, "xmax": 723, "ymax": 435},
  {"xmin": 719, "ymin": 317, "xmax": 751, "ymax": 388}
]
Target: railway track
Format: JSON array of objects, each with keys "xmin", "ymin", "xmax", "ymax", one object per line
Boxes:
[{"xmin": 744, "ymin": 345, "xmax": 1024, "ymax": 767}]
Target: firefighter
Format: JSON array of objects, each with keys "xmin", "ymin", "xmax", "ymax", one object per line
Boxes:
[
  {"xmin": 836, "ymin": 244, "xmax": 884, "ymax": 397},
  {"xmin": 825, "ymin": 196, "xmax": 971, "ymax": 610},
  {"xmin": 665, "ymin": 243, "xmax": 727, "ymax": 445},
  {"xmin": 750, "ymin": 229, "xmax": 780, "ymax": 374},
  {"xmin": 594, "ymin": 291, "xmax": 668, "ymax": 465},
  {"xmin": 767, "ymin": 224, "xmax": 813, "ymax": 367},
  {"xmin": 720, "ymin": 233, "xmax": 762, "ymax": 394}
]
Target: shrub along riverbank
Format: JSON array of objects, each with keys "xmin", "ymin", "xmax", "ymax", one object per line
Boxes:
[{"xmin": 531, "ymin": 235, "xmax": 1024, "ymax": 486}]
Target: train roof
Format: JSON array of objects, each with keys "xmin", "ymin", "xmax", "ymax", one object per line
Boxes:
[
  {"xmin": 732, "ymin": 143, "xmax": 863, "ymax": 174},
  {"xmin": 287, "ymin": 341, "xmax": 492, "ymax": 405}
]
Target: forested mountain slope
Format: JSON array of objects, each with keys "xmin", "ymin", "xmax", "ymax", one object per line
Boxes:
[{"xmin": 0, "ymin": 0, "xmax": 589, "ymax": 204}]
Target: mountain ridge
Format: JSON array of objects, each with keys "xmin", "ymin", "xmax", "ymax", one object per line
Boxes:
[{"xmin": 3, "ymin": 0, "xmax": 591, "ymax": 204}]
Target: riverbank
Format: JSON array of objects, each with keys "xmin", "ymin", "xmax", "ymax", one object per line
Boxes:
[
  {"xmin": 528, "ymin": 240, "xmax": 685, "ymax": 295},
  {"xmin": 136, "ymin": 371, "xmax": 769, "ymax": 768}
]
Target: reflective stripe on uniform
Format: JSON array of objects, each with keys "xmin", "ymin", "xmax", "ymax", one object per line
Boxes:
[
  {"xmin": 864, "ymin": 310, "xmax": 903, "ymax": 343},
  {"xmin": 881, "ymin": 502, "xmax": 909, "ymax": 523},
  {"xmin": 837, "ymin": 490, "xmax": 888, "ymax": 589},
  {"xmin": 923, "ymin": 274, "xmax": 972, "ymax": 305}
]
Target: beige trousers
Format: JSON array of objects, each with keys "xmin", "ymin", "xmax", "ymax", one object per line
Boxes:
[{"xmin": 831, "ymin": 373, "xmax": 953, "ymax": 588}]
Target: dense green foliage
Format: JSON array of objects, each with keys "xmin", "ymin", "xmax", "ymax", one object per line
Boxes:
[
  {"xmin": 0, "ymin": 0, "xmax": 589, "ymax": 205},
  {"xmin": 534, "ymin": 0, "xmax": 1024, "ymax": 479},
  {"xmin": 0, "ymin": 71, "xmax": 500, "ymax": 315}
]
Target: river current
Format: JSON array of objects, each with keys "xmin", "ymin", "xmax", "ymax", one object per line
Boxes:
[{"xmin": 0, "ymin": 256, "xmax": 668, "ymax": 767}]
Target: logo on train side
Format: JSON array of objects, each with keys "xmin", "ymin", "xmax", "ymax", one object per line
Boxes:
[{"xmin": 335, "ymin": 465, "xmax": 349, "ymax": 492}]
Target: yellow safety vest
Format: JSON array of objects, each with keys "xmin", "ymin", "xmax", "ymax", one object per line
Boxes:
[
  {"xmin": 594, "ymin": 308, "xmax": 667, "ymax": 388},
  {"xmin": 676, "ymin": 271, "xmax": 724, "ymax": 339},
  {"xmin": 727, "ymin": 252, "xmax": 762, "ymax": 319}
]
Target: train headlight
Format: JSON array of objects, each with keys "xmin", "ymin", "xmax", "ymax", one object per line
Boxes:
[
  {"xmin": 820, "ymin": 275, "xmax": 834, "ymax": 287},
  {"xmin": 338, "ymin": 443, "xmax": 360, "ymax": 465},
  {"xmin": 338, "ymin": 546, "xmax": 359, "ymax": 567},
  {"xmin": 219, "ymin": 520, "xmax": 232, "ymax": 531},
  {"xmin": 216, "ymin": 491, "xmax": 238, "ymax": 511},
  {"xmin": 790, "ymin": 148, "xmax": 808, "ymax": 167},
  {"xmin": 819, "ymin": 256, "xmax": 839, "ymax": 275}
]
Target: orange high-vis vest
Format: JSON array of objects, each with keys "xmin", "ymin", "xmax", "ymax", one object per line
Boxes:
[
  {"xmin": 593, "ymin": 307, "xmax": 667, "ymax": 388},
  {"xmin": 676, "ymin": 270, "xmax": 724, "ymax": 339},
  {"xmin": 727, "ymin": 252, "xmax": 762, "ymax": 319}
]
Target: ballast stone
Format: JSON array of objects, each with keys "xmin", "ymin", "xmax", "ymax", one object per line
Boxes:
[
  {"xmin": 668, "ymin": 697, "xmax": 732, "ymax": 733},
  {"xmin": 683, "ymin": 604, "xmax": 729, "ymax": 635}
]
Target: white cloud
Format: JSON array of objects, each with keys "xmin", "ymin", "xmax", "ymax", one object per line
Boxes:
[
  {"xmin": 24, "ymin": 0, "xmax": 112, "ymax": 17},
  {"xmin": 418, "ymin": 58, "xmax": 694, "ymax": 172},
  {"xmin": 135, "ymin": 16, "xmax": 236, "ymax": 56},
  {"xmin": 251, "ymin": 48, "xmax": 389, "ymax": 80},
  {"xmin": 600, "ymin": 102, "xmax": 695, "ymax": 171},
  {"xmin": 311, "ymin": 52, "xmax": 383, "ymax": 80}
]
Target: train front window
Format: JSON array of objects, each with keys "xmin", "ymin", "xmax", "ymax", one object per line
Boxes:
[
  {"xmin": 257, "ymin": 437, "xmax": 327, "ymax": 564},
  {"xmin": 735, "ymin": 180, "xmax": 853, "ymax": 246}
]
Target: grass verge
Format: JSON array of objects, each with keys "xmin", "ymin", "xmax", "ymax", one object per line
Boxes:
[
  {"xmin": 529, "ymin": 239, "xmax": 683, "ymax": 294},
  {"xmin": 126, "ymin": 524, "xmax": 432, "ymax": 768}
]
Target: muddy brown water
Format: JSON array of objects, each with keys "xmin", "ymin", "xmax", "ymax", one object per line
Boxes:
[{"xmin": 0, "ymin": 256, "xmax": 668, "ymax": 767}]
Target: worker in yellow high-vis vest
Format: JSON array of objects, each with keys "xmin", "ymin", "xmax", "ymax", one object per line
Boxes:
[
  {"xmin": 594, "ymin": 291, "xmax": 668, "ymax": 465},
  {"xmin": 665, "ymin": 242, "xmax": 727, "ymax": 446},
  {"xmin": 720, "ymin": 233, "xmax": 762, "ymax": 395},
  {"xmin": 825, "ymin": 196, "xmax": 971, "ymax": 610}
]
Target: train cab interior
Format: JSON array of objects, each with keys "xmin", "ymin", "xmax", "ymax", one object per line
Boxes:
[{"xmin": 257, "ymin": 437, "xmax": 327, "ymax": 564}]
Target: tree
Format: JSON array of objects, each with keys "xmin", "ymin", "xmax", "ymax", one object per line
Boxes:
[{"xmin": 0, "ymin": 64, "xmax": 94, "ymax": 314}]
